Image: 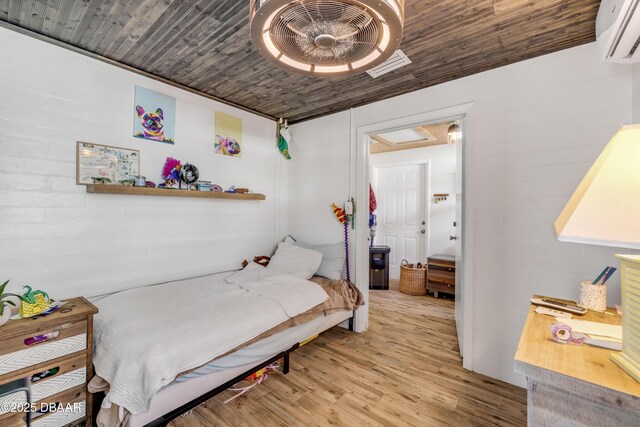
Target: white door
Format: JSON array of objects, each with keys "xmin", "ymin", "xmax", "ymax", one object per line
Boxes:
[
  {"xmin": 375, "ymin": 164, "xmax": 426, "ymax": 280},
  {"xmin": 454, "ymin": 125, "xmax": 464, "ymax": 356}
]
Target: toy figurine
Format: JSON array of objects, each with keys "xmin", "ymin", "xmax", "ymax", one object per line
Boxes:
[{"xmin": 162, "ymin": 157, "xmax": 182, "ymax": 188}]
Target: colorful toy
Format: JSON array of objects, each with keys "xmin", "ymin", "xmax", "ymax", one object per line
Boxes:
[
  {"xmin": 331, "ymin": 201, "xmax": 354, "ymax": 281},
  {"xmin": 224, "ymin": 360, "xmax": 280, "ymax": 403},
  {"xmin": 162, "ymin": 157, "xmax": 182, "ymax": 188},
  {"xmin": 277, "ymin": 118, "xmax": 292, "ymax": 160},
  {"xmin": 331, "ymin": 203, "xmax": 347, "ymax": 224}
]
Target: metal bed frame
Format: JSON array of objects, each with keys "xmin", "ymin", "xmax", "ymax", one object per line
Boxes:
[{"xmin": 92, "ymin": 311, "xmax": 355, "ymax": 427}]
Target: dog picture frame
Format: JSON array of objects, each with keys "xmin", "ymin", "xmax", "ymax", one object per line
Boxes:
[
  {"xmin": 214, "ymin": 111, "xmax": 242, "ymax": 157},
  {"xmin": 133, "ymin": 86, "xmax": 176, "ymax": 144}
]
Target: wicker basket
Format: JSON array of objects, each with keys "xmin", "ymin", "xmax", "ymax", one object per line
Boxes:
[{"xmin": 399, "ymin": 259, "xmax": 427, "ymax": 296}]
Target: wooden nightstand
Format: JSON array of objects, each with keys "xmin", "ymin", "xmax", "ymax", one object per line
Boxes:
[
  {"xmin": 0, "ymin": 297, "xmax": 98, "ymax": 427},
  {"xmin": 514, "ymin": 300, "xmax": 640, "ymax": 425}
]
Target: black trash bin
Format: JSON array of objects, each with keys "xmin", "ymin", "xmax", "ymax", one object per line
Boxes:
[{"xmin": 370, "ymin": 245, "xmax": 391, "ymax": 290}]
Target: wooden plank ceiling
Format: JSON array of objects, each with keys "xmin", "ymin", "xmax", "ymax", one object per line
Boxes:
[{"xmin": 0, "ymin": 0, "xmax": 599, "ymax": 123}]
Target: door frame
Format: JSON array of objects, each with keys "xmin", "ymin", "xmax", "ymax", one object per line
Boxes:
[
  {"xmin": 371, "ymin": 160, "xmax": 431, "ymax": 279},
  {"xmin": 353, "ymin": 102, "xmax": 475, "ymax": 371}
]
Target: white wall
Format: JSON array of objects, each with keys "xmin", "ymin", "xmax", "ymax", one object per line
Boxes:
[
  {"xmin": 0, "ymin": 27, "xmax": 286, "ymax": 298},
  {"xmin": 371, "ymin": 144, "xmax": 456, "ymax": 256},
  {"xmin": 287, "ymin": 111, "xmax": 352, "ymax": 245},
  {"xmin": 634, "ymin": 64, "xmax": 640, "ymax": 122},
  {"xmin": 290, "ymin": 43, "xmax": 633, "ymax": 386}
]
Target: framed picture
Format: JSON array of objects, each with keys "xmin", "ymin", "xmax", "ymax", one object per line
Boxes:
[
  {"xmin": 76, "ymin": 141, "xmax": 140, "ymax": 185},
  {"xmin": 214, "ymin": 111, "xmax": 242, "ymax": 157},
  {"xmin": 133, "ymin": 86, "xmax": 176, "ymax": 144}
]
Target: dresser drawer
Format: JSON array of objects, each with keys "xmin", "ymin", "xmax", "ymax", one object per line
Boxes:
[
  {"xmin": 428, "ymin": 281, "xmax": 455, "ymax": 295},
  {"xmin": 0, "ymin": 354, "xmax": 87, "ymax": 415},
  {"xmin": 427, "ymin": 272, "xmax": 455, "ymax": 285},
  {"xmin": 0, "ymin": 386, "xmax": 85, "ymax": 427},
  {"xmin": 0, "ymin": 320, "xmax": 87, "ymax": 376}
]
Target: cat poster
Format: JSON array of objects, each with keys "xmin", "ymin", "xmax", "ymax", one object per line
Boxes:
[
  {"xmin": 133, "ymin": 86, "xmax": 176, "ymax": 144},
  {"xmin": 214, "ymin": 111, "xmax": 242, "ymax": 157}
]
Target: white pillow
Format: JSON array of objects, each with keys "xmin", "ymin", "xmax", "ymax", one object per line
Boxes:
[
  {"xmin": 267, "ymin": 242, "xmax": 323, "ymax": 279},
  {"xmin": 284, "ymin": 236, "xmax": 345, "ymax": 280}
]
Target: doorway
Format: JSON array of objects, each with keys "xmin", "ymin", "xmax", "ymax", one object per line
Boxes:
[
  {"xmin": 354, "ymin": 103, "xmax": 473, "ymax": 368},
  {"xmin": 370, "ymin": 120, "xmax": 458, "ymax": 285},
  {"xmin": 372, "ymin": 162, "xmax": 428, "ymax": 280}
]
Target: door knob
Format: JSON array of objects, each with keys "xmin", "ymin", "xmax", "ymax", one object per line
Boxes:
[
  {"xmin": 450, "ymin": 235, "xmax": 457, "ymax": 240},
  {"xmin": 421, "ymin": 230, "xmax": 426, "ymax": 234}
]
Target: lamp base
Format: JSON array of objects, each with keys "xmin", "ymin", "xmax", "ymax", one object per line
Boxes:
[{"xmin": 611, "ymin": 352, "xmax": 640, "ymax": 383}]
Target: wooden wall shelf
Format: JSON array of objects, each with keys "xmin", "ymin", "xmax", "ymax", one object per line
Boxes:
[{"xmin": 85, "ymin": 184, "xmax": 266, "ymax": 200}]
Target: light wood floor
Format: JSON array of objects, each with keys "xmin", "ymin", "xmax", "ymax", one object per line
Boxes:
[{"xmin": 169, "ymin": 290, "xmax": 527, "ymax": 426}]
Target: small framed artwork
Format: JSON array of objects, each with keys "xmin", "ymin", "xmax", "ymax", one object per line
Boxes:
[
  {"xmin": 214, "ymin": 111, "xmax": 242, "ymax": 157},
  {"xmin": 133, "ymin": 86, "xmax": 176, "ymax": 144},
  {"xmin": 76, "ymin": 141, "xmax": 140, "ymax": 185}
]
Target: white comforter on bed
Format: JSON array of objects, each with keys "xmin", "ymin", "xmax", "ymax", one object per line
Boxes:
[{"xmin": 92, "ymin": 271, "xmax": 328, "ymax": 414}]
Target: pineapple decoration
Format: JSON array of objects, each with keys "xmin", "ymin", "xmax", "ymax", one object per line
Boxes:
[{"xmin": 16, "ymin": 285, "xmax": 50, "ymax": 317}]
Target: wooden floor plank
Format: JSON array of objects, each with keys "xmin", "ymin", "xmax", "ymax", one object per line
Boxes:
[{"xmin": 168, "ymin": 290, "xmax": 527, "ymax": 426}]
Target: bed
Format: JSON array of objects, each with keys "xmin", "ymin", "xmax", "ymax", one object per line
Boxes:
[{"xmin": 89, "ymin": 263, "xmax": 363, "ymax": 427}]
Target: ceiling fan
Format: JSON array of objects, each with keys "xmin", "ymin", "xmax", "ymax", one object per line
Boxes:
[{"xmin": 249, "ymin": 0, "xmax": 405, "ymax": 77}]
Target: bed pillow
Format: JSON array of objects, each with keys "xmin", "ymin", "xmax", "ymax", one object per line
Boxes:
[
  {"xmin": 284, "ymin": 236, "xmax": 345, "ymax": 280},
  {"xmin": 267, "ymin": 242, "xmax": 323, "ymax": 279}
]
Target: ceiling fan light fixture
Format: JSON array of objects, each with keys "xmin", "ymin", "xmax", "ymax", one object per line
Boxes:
[{"xmin": 250, "ymin": 0, "xmax": 404, "ymax": 77}]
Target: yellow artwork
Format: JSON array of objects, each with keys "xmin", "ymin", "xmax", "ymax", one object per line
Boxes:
[{"xmin": 214, "ymin": 112, "xmax": 242, "ymax": 157}]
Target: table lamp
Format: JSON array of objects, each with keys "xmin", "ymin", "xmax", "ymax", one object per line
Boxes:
[{"xmin": 554, "ymin": 124, "xmax": 640, "ymax": 381}]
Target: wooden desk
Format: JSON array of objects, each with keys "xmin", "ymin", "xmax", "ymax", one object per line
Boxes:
[{"xmin": 514, "ymin": 301, "xmax": 640, "ymax": 426}]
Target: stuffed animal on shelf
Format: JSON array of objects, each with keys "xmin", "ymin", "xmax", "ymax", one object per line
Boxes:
[{"xmin": 162, "ymin": 157, "xmax": 182, "ymax": 188}]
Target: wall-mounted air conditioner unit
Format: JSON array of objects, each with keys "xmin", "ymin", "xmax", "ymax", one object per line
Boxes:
[{"xmin": 596, "ymin": 0, "xmax": 640, "ymax": 63}]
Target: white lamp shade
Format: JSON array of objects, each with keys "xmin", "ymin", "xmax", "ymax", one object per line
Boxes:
[{"xmin": 554, "ymin": 124, "xmax": 640, "ymax": 249}]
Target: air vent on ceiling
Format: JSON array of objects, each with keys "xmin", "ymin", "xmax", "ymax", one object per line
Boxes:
[{"xmin": 366, "ymin": 49, "xmax": 412, "ymax": 78}]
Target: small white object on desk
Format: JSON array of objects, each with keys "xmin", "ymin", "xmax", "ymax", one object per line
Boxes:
[{"xmin": 535, "ymin": 306, "xmax": 572, "ymax": 319}]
